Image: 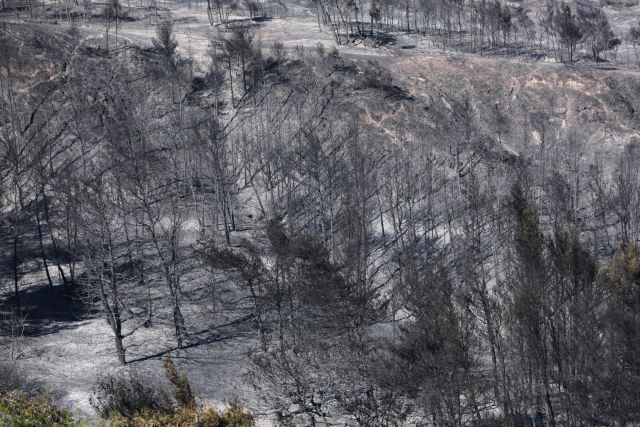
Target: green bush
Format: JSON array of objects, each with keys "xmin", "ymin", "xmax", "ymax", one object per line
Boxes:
[
  {"xmin": 0, "ymin": 391, "xmax": 77, "ymax": 427},
  {"xmin": 0, "ymin": 374, "xmax": 254, "ymax": 427},
  {"xmin": 107, "ymin": 403, "xmax": 253, "ymax": 427}
]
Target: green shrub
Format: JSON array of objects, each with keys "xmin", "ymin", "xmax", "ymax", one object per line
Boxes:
[
  {"xmin": 108, "ymin": 406, "xmax": 200, "ymax": 426},
  {"xmin": 107, "ymin": 403, "xmax": 253, "ymax": 427},
  {"xmin": 221, "ymin": 402, "xmax": 254, "ymax": 427},
  {"xmin": 0, "ymin": 391, "xmax": 77, "ymax": 427},
  {"xmin": 199, "ymin": 407, "xmax": 223, "ymax": 426},
  {"xmin": 162, "ymin": 356, "xmax": 195, "ymax": 409}
]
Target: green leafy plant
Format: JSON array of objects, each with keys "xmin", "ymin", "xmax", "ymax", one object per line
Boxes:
[{"xmin": 0, "ymin": 391, "xmax": 77, "ymax": 427}]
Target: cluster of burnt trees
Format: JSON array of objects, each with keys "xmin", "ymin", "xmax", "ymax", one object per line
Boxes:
[
  {"xmin": 5, "ymin": 0, "xmax": 640, "ymax": 65},
  {"xmin": 2, "ymin": 15, "xmax": 640, "ymax": 426},
  {"xmin": 0, "ymin": 0, "xmax": 284, "ymax": 27},
  {"xmin": 315, "ymin": 0, "xmax": 639, "ymax": 63}
]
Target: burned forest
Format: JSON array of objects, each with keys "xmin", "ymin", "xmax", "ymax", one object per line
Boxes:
[{"xmin": 2, "ymin": 0, "xmax": 640, "ymax": 425}]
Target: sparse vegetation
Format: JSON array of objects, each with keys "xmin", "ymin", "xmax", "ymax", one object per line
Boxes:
[
  {"xmin": 163, "ymin": 356, "xmax": 196, "ymax": 410},
  {"xmin": 90, "ymin": 371, "xmax": 173, "ymax": 419},
  {"xmin": 92, "ymin": 357, "xmax": 253, "ymax": 426},
  {"xmin": 0, "ymin": 362, "xmax": 42, "ymax": 400}
]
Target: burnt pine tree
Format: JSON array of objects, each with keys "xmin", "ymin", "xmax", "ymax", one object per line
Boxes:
[{"xmin": 555, "ymin": 2, "xmax": 582, "ymax": 62}]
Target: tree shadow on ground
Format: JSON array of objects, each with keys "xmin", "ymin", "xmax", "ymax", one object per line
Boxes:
[
  {"xmin": 127, "ymin": 313, "xmax": 255, "ymax": 363},
  {"xmin": 1, "ymin": 283, "xmax": 90, "ymax": 337}
]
